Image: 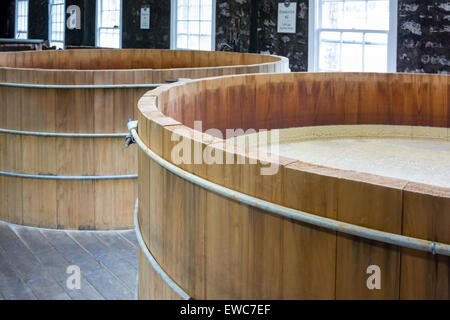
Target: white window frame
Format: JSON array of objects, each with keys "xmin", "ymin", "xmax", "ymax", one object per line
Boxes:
[
  {"xmin": 308, "ymin": 0, "xmax": 397, "ymax": 72},
  {"xmin": 170, "ymin": 0, "xmax": 216, "ymax": 51},
  {"xmin": 15, "ymin": 0, "xmax": 29, "ymax": 39},
  {"xmin": 48, "ymin": 0, "xmax": 66, "ymax": 49},
  {"xmin": 95, "ymin": 0, "xmax": 123, "ymax": 48}
]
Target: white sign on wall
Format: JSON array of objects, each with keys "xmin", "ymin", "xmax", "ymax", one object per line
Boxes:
[
  {"xmin": 277, "ymin": 2, "xmax": 297, "ymax": 34},
  {"xmin": 141, "ymin": 6, "xmax": 150, "ymax": 30}
]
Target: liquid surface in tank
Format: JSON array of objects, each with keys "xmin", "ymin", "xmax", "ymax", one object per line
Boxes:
[{"xmin": 231, "ymin": 125, "xmax": 450, "ymax": 189}]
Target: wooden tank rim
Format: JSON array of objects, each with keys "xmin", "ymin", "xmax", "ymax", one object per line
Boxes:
[
  {"xmin": 0, "ymin": 51, "xmax": 289, "ymax": 231},
  {"xmin": 0, "ymin": 61, "xmax": 280, "ymax": 73},
  {"xmin": 135, "ymin": 72, "xmax": 450, "ymax": 299},
  {"xmin": 129, "ymin": 119, "xmax": 450, "ymax": 256},
  {"xmin": 137, "ymin": 72, "xmax": 450, "ymax": 203},
  {"xmin": 0, "ymin": 49, "xmax": 286, "ymax": 71},
  {"xmin": 0, "ymin": 49, "xmax": 288, "ymax": 85}
]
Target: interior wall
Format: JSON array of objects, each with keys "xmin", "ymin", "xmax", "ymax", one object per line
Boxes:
[
  {"xmin": 122, "ymin": 0, "xmax": 170, "ymax": 49},
  {"xmin": 0, "ymin": 0, "xmax": 15, "ymax": 38},
  {"xmin": 65, "ymin": 0, "xmax": 96, "ymax": 47},
  {"xmin": 397, "ymin": 0, "xmax": 450, "ymax": 74},
  {"xmin": 28, "ymin": 0, "xmax": 49, "ymax": 40},
  {"xmin": 215, "ymin": 0, "xmax": 252, "ymax": 52},
  {"xmin": 256, "ymin": 0, "xmax": 309, "ymax": 72},
  {"xmin": 215, "ymin": 0, "xmax": 308, "ymax": 72},
  {"xmin": 215, "ymin": 0, "xmax": 450, "ymax": 74},
  {"xmin": 0, "ymin": 0, "xmax": 448, "ymax": 74}
]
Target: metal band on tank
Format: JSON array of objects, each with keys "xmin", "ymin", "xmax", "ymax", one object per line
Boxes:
[{"xmin": 128, "ymin": 120, "xmax": 450, "ymax": 257}]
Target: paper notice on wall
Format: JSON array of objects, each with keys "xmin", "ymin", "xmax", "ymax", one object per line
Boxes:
[
  {"xmin": 277, "ymin": 2, "xmax": 297, "ymax": 33},
  {"xmin": 141, "ymin": 6, "xmax": 150, "ymax": 30}
]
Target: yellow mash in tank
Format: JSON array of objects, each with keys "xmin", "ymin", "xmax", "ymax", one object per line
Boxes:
[{"xmin": 230, "ymin": 125, "xmax": 450, "ymax": 188}]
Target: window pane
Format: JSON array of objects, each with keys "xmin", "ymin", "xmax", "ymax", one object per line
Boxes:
[
  {"xmin": 200, "ymin": 21, "xmax": 211, "ymax": 35},
  {"xmin": 17, "ymin": 32, "xmax": 27, "ymax": 39},
  {"xmin": 174, "ymin": 0, "xmax": 213, "ymax": 50},
  {"xmin": 319, "ymin": 41, "xmax": 340, "ymax": 71},
  {"xmin": 342, "ymin": 32, "xmax": 363, "ymax": 43},
  {"xmin": 189, "ymin": 3, "xmax": 199, "ymax": 20},
  {"xmin": 321, "ymin": 31, "xmax": 340, "ymax": 41},
  {"xmin": 178, "ymin": 6, "xmax": 188, "ymax": 20},
  {"xmin": 177, "ymin": 34, "xmax": 188, "ymax": 48},
  {"xmin": 97, "ymin": 0, "xmax": 121, "ymax": 48},
  {"xmin": 200, "ymin": 5, "xmax": 212, "ymax": 20},
  {"xmin": 177, "ymin": 21, "xmax": 188, "ymax": 33},
  {"xmin": 365, "ymin": 33, "xmax": 387, "ymax": 45},
  {"xmin": 16, "ymin": 0, "xmax": 29, "ymax": 39},
  {"xmin": 99, "ymin": 29, "xmax": 120, "ymax": 48},
  {"xmin": 321, "ymin": 1, "xmax": 343, "ymax": 29},
  {"xmin": 367, "ymin": 1, "xmax": 389, "ymax": 30},
  {"xmin": 189, "ymin": 21, "xmax": 199, "ymax": 34},
  {"xmin": 199, "ymin": 36, "xmax": 211, "ymax": 51},
  {"xmin": 364, "ymin": 45, "xmax": 387, "ymax": 72},
  {"xmin": 342, "ymin": 1, "xmax": 365, "ymax": 29},
  {"xmin": 50, "ymin": 0, "xmax": 65, "ymax": 48},
  {"xmin": 317, "ymin": 0, "xmax": 391, "ymax": 72},
  {"xmin": 188, "ymin": 35, "xmax": 199, "ymax": 50},
  {"xmin": 341, "ymin": 43, "xmax": 363, "ymax": 71}
]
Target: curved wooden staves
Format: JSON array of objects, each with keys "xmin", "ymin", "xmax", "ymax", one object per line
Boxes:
[
  {"xmin": 136, "ymin": 72, "xmax": 449, "ymax": 300},
  {"xmin": 0, "ymin": 49, "xmax": 289, "ymax": 230}
]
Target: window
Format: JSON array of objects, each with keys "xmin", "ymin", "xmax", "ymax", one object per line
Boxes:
[
  {"xmin": 96, "ymin": 0, "xmax": 122, "ymax": 48},
  {"xmin": 15, "ymin": 0, "xmax": 29, "ymax": 39},
  {"xmin": 171, "ymin": 0, "xmax": 216, "ymax": 51},
  {"xmin": 49, "ymin": 0, "xmax": 65, "ymax": 49},
  {"xmin": 308, "ymin": 0, "xmax": 397, "ymax": 72}
]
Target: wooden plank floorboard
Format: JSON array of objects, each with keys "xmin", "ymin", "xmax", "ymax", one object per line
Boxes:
[
  {"xmin": 27, "ymin": 277, "xmax": 72, "ymax": 300},
  {"xmin": 40, "ymin": 230, "xmax": 134, "ymax": 300},
  {"xmin": 0, "ymin": 224, "xmax": 71, "ymax": 300},
  {"xmin": 68, "ymin": 232, "xmax": 137, "ymax": 292},
  {"xmin": 12, "ymin": 226, "xmax": 104, "ymax": 300},
  {"xmin": 94, "ymin": 231, "xmax": 138, "ymax": 269},
  {"xmin": 0, "ymin": 221, "xmax": 137, "ymax": 300},
  {"xmin": 117, "ymin": 230, "xmax": 138, "ymax": 248},
  {"xmin": 0, "ymin": 247, "xmax": 37, "ymax": 300}
]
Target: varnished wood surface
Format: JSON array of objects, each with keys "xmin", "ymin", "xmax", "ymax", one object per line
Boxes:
[
  {"xmin": 137, "ymin": 72, "xmax": 449, "ymax": 300},
  {"xmin": 0, "ymin": 49, "xmax": 285, "ymax": 70},
  {"xmin": 0, "ymin": 49, "xmax": 288, "ymax": 230}
]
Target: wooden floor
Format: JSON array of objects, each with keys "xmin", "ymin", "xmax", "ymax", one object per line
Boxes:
[{"xmin": 0, "ymin": 221, "xmax": 138, "ymax": 300}]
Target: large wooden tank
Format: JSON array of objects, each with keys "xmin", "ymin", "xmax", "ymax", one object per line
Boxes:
[
  {"xmin": 0, "ymin": 49, "xmax": 289, "ymax": 230},
  {"xmin": 135, "ymin": 72, "xmax": 449, "ymax": 300}
]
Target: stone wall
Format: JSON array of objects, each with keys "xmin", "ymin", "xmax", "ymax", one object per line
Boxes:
[
  {"xmin": 215, "ymin": 0, "xmax": 252, "ymax": 52},
  {"xmin": 256, "ymin": 0, "xmax": 308, "ymax": 71},
  {"xmin": 29, "ymin": 0, "xmax": 48, "ymax": 40},
  {"xmin": 1, "ymin": 0, "xmax": 449, "ymax": 74},
  {"xmin": 397, "ymin": 0, "xmax": 450, "ymax": 74},
  {"xmin": 215, "ymin": 0, "xmax": 309, "ymax": 72},
  {"xmin": 65, "ymin": 0, "xmax": 96, "ymax": 47},
  {"xmin": 122, "ymin": 0, "xmax": 170, "ymax": 49},
  {"xmin": 0, "ymin": 1, "xmax": 15, "ymax": 38}
]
